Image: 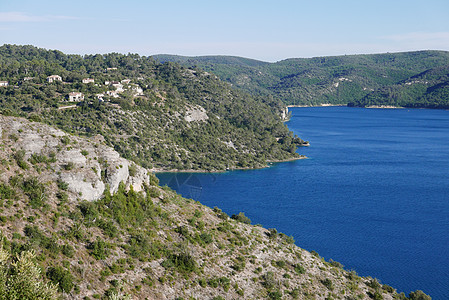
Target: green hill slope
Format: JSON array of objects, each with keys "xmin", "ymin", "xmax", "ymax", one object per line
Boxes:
[
  {"xmin": 349, "ymin": 65, "xmax": 449, "ymax": 108},
  {"xmin": 0, "ymin": 45, "xmax": 306, "ymax": 172},
  {"xmin": 155, "ymin": 51, "xmax": 449, "ymax": 107}
]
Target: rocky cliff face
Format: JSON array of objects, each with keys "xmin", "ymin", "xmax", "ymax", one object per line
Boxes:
[
  {"xmin": 0, "ymin": 115, "xmax": 150, "ymax": 202},
  {"xmin": 281, "ymin": 106, "xmax": 289, "ymax": 121}
]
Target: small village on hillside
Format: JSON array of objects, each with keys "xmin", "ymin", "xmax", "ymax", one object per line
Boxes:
[{"xmin": 0, "ymin": 68, "xmax": 145, "ymax": 107}]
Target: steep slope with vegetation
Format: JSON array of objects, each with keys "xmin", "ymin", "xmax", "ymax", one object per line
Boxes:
[
  {"xmin": 155, "ymin": 51, "xmax": 449, "ymax": 108},
  {"xmin": 0, "ymin": 44, "xmax": 306, "ymax": 172},
  {"xmin": 0, "ymin": 115, "xmax": 430, "ymax": 299},
  {"xmin": 349, "ymin": 65, "xmax": 449, "ymax": 108}
]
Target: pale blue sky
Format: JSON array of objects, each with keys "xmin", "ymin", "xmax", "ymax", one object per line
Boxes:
[{"xmin": 1, "ymin": 0, "xmax": 449, "ymax": 61}]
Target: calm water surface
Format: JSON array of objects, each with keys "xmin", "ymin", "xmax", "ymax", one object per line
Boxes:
[{"xmin": 158, "ymin": 107, "xmax": 449, "ymax": 299}]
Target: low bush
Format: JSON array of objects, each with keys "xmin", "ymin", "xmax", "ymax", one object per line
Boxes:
[
  {"xmin": 409, "ymin": 290, "xmax": 431, "ymax": 300},
  {"xmin": 61, "ymin": 244, "xmax": 75, "ymax": 258},
  {"xmin": 97, "ymin": 219, "xmax": 118, "ymax": 238},
  {"xmin": 46, "ymin": 266, "xmax": 74, "ymax": 293},
  {"xmin": 261, "ymin": 271, "xmax": 277, "ymax": 290},
  {"xmin": 22, "ymin": 177, "xmax": 46, "ymax": 208},
  {"xmin": 161, "ymin": 252, "xmax": 197, "ymax": 274},
  {"xmin": 294, "ymin": 263, "xmax": 305, "ymax": 275},
  {"xmin": 87, "ymin": 238, "xmax": 109, "ymax": 260},
  {"xmin": 213, "ymin": 207, "xmax": 229, "ymax": 220},
  {"xmin": 0, "ymin": 183, "xmax": 15, "ymax": 199},
  {"xmin": 231, "ymin": 212, "xmax": 251, "ymax": 224},
  {"xmin": 321, "ymin": 278, "xmax": 334, "ymax": 290}
]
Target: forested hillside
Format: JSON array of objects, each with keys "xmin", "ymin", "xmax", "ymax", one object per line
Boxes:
[
  {"xmin": 349, "ymin": 65, "xmax": 449, "ymax": 108},
  {"xmin": 0, "ymin": 45, "xmax": 306, "ymax": 171},
  {"xmin": 155, "ymin": 51, "xmax": 449, "ymax": 108}
]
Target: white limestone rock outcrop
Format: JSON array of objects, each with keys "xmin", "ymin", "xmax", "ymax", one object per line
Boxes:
[
  {"xmin": 0, "ymin": 115, "xmax": 151, "ymax": 202},
  {"xmin": 184, "ymin": 105, "xmax": 208, "ymax": 122}
]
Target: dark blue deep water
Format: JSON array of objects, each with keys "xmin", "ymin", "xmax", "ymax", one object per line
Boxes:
[{"xmin": 158, "ymin": 107, "xmax": 449, "ymax": 299}]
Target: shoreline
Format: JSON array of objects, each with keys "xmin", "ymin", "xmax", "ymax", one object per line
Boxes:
[
  {"xmin": 152, "ymin": 155, "xmax": 307, "ymax": 174},
  {"xmin": 288, "ymin": 103, "xmax": 449, "ymax": 110},
  {"xmin": 365, "ymin": 105, "xmax": 404, "ymax": 109},
  {"xmin": 287, "ymin": 103, "xmax": 347, "ymax": 108}
]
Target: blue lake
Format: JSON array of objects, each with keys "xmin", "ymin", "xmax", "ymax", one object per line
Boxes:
[{"xmin": 157, "ymin": 107, "xmax": 449, "ymax": 299}]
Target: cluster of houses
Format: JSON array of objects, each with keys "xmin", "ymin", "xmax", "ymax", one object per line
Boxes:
[
  {"xmin": 1, "ymin": 73, "xmax": 144, "ymax": 103},
  {"xmin": 44, "ymin": 75, "xmax": 143, "ymax": 102},
  {"xmin": 1, "ymin": 77, "xmax": 34, "ymax": 86},
  {"xmin": 46, "ymin": 74, "xmax": 86, "ymax": 101}
]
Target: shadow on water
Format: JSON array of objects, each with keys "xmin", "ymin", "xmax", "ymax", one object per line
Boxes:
[{"xmin": 160, "ymin": 173, "xmax": 218, "ymax": 201}]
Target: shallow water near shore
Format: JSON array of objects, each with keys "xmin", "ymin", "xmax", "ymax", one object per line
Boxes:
[{"xmin": 157, "ymin": 106, "xmax": 449, "ymax": 299}]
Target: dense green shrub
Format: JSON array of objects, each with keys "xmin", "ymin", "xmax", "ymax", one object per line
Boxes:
[
  {"xmin": 268, "ymin": 290, "xmax": 283, "ymax": 300},
  {"xmin": 147, "ymin": 187, "xmax": 161, "ymax": 198},
  {"xmin": 128, "ymin": 164, "xmax": 137, "ymax": 176},
  {"xmin": 218, "ymin": 277, "xmax": 231, "ymax": 292},
  {"xmin": 46, "ymin": 266, "xmax": 74, "ymax": 293},
  {"xmin": 279, "ymin": 232, "xmax": 295, "ymax": 244},
  {"xmin": 60, "ymin": 136, "xmax": 70, "ymax": 145},
  {"xmin": 231, "ymin": 212, "xmax": 251, "ymax": 224},
  {"xmin": 368, "ymin": 290, "xmax": 383, "ymax": 300},
  {"xmin": 272, "ymin": 260, "xmax": 286, "ymax": 268},
  {"xmin": 57, "ymin": 180, "xmax": 69, "ymax": 191},
  {"xmin": 213, "ymin": 207, "xmax": 229, "ymax": 220},
  {"xmin": 29, "ymin": 153, "xmax": 49, "ymax": 164},
  {"xmin": 149, "ymin": 173, "xmax": 159, "ymax": 186},
  {"xmin": 62, "ymin": 162, "xmax": 75, "ymax": 170},
  {"xmin": 199, "ymin": 232, "xmax": 213, "ymax": 244},
  {"xmin": 408, "ymin": 290, "xmax": 431, "ymax": 300},
  {"xmin": 261, "ymin": 271, "xmax": 277, "ymax": 290},
  {"xmin": 321, "ymin": 278, "xmax": 334, "ymax": 290},
  {"xmin": 21, "ymin": 177, "xmax": 46, "ymax": 208},
  {"xmin": 87, "ymin": 238, "xmax": 109, "ymax": 260},
  {"xmin": 328, "ymin": 259, "xmax": 344, "ymax": 269},
  {"xmin": 13, "ymin": 150, "xmax": 29, "ymax": 170},
  {"xmin": 0, "ymin": 183, "xmax": 15, "ymax": 200},
  {"xmin": 97, "ymin": 219, "xmax": 118, "ymax": 238},
  {"xmin": 128, "ymin": 235, "xmax": 163, "ymax": 262},
  {"xmin": 56, "ymin": 191, "xmax": 68, "ymax": 204},
  {"xmin": 367, "ymin": 278, "xmax": 381, "ymax": 290},
  {"xmin": 161, "ymin": 252, "xmax": 197, "ymax": 274},
  {"xmin": 61, "ymin": 244, "xmax": 75, "ymax": 258},
  {"xmin": 24, "ymin": 225, "xmax": 59, "ymax": 254},
  {"xmin": 294, "ymin": 263, "xmax": 305, "ymax": 275},
  {"xmin": 198, "ymin": 278, "xmax": 207, "ymax": 288},
  {"xmin": 382, "ymin": 284, "xmax": 395, "ymax": 293},
  {"xmin": 78, "ymin": 200, "xmax": 99, "ymax": 222}
]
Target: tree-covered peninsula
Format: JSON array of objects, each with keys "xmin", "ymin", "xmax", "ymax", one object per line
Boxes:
[{"xmin": 0, "ymin": 44, "xmax": 306, "ymax": 172}]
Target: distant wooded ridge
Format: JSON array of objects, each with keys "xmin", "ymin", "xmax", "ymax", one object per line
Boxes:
[{"xmin": 154, "ymin": 51, "xmax": 449, "ymax": 109}]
